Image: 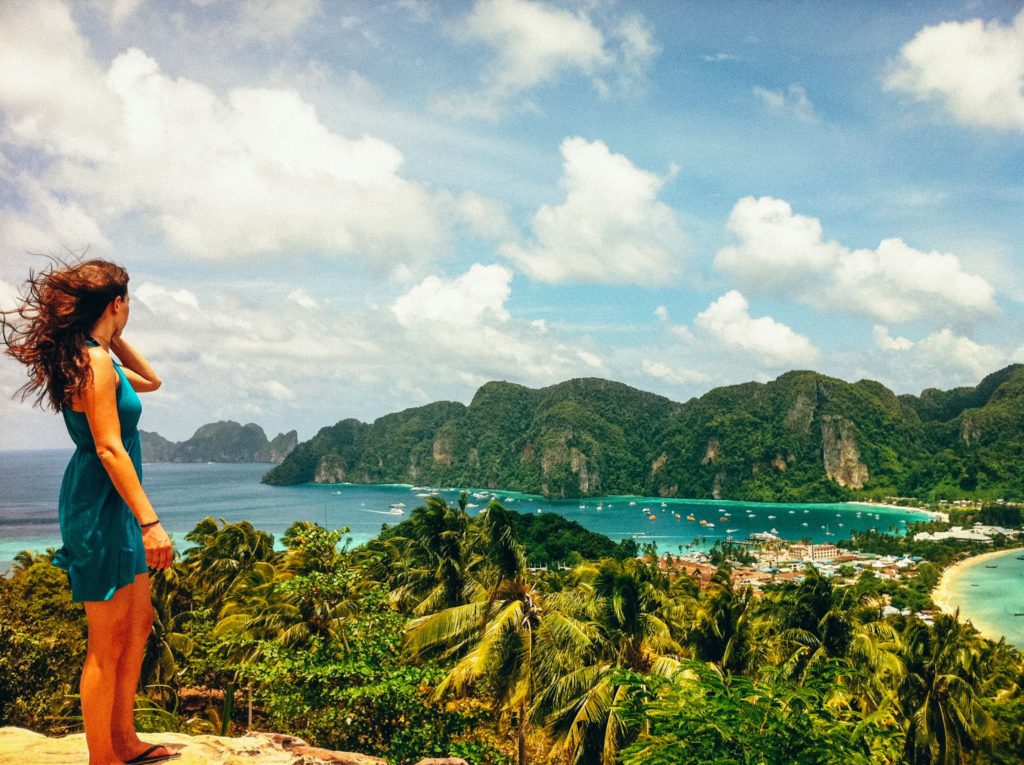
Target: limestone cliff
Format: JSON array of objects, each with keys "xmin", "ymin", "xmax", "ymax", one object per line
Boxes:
[{"xmin": 820, "ymin": 415, "xmax": 869, "ymax": 489}]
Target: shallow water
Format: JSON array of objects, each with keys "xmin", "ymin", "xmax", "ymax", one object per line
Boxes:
[{"xmin": 943, "ymin": 550, "xmax": 1024, "ymax": 647}]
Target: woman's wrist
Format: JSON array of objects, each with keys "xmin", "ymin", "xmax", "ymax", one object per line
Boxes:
[{"xmin": 140, "ymin": 518, "xmax": 161, "ymax": 528}]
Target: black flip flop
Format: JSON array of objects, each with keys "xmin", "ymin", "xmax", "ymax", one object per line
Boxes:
[{"xmin": 125, "ymin": 745, "xmax": 182, "ymax": 764}]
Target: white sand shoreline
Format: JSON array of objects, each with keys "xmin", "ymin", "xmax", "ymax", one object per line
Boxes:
[
  {"xmin": 931, "ymin": 548, "xmax": 1023, "ymax": 642},
  {"xmin": 844, "ymin": 500, "xmax": 946, "ymax": 521}
]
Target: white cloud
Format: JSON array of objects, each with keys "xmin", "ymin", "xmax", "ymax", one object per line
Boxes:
[
  {"xmin": 873, "ymin": 325, "xmax": 913, "ymax": 351},
  {"xmin": 501, "ymin": 137, "xmax": 684, "ymax": 285},
  {"xmin": 595, "ymin": 15, "xmax": 660, "ymax": 97},
  {"xmin": 263, "ymin": 379, "xmax": 296, "ymax": 401},
  {"xmin": 715, "ymin": 196, "xmax": 840, "ymax": 290},
  {"xmin": 134, "ymin": 283, "xmax": 201, "ymax": 322},
  {"xmin": 452, "ymin": 191, "xmax": 517, "ymax": 241},
  {"xmin": 875, "ymin": 327, "xmax": 1010, "ymax": 382},
  {"xmin": 654, "ymin": 305, "xmax": 669, "ymax": 322},
  {"xmin": 436, "ymin": 0, "xmax": 656, "ymax": 118},
  {"xmin": 715, "ymin": 196, "xmax": 998, "ymax": 323},
  {"xmin": 693, "ymin": 291, "xmax": 819, "ymax": 367},
  {"xmin": 0, "ymin": 278, "xmax": 19, "ymax": 311},
  {"xmin": 233, "ymin": 0, "xmax": 323, "ymax": 43},
  {"xmin": 641, "ymin": 359, "xmax": 709, "ymax": 385},
  {"xmin": 0, "ymin": 0, "xmax": 119, "ymax": 160},
  {"xmin": 0, "ymin": 4, "xmax": 442, "ymax": 266},
  {"xmin": 0, "ymin": 175, "xmax": 110, "ymax": 255},
  {"xmin": 86, "ymin": 0, "xmax": 143, "ymax": 29},
  {"xmin": 886, "ymin": 10, "xmax": 1024, "ymax": 131},
  {"xmin": 390, "ymin": 263, "xmax": 608, "ymax": 382},
  {"xmin": 827, "ymin": 238, "xmax": 997, "ymax": 322},
  {"xmin": 392, "ymin": 264, "xmax": 513, "ymax": 327},
  {"xmin": 753, "ymin": 84, "xmax": 817, "ymax": 122},
  {"xmin": 287, "ymin": 288, "xmax": 319, "ymax": 310}
]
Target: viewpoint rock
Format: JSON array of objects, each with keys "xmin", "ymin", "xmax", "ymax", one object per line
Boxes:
[{"xmin": 0, "ymin": 727, "xmax": 469, "ymax": 765}]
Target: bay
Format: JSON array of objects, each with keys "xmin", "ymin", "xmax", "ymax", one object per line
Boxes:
[
  {"xmin": 2, "ymin": 449, "xmax": 931, "ymax": 570},
  {"xmin": 942, "ymin": 550, "xmax": 1024, "ymax": 648}
]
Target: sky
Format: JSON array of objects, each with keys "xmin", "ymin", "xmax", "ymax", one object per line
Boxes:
[{"xmin": 1, "ymin": 0, "xmax": 1023, "ymax": 451}]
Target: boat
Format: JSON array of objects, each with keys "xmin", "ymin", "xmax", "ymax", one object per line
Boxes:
[
  {"xmin": 1015, "ymin": 612, "xmax": 1024, "ymax": 616},
  {"xmin": 687, "ymin": 515, "xmax": 696, "ymax": 521},
  {"xmin": 768, "ymin": 515, "xmax": 776, "ymax": 520},
  {"xmin": 770, "ymin": 527, "xmax": 778, "ymax": 534},
  {"xmin": 720, "ymin": 516, "xmax": 730, "ymax": 522},
  {"xmin": 649, "ymin": 515, "xmax": 657, "ymax": 522},
  {"xmin": 674, "ymin": 513, "xmax": 682, "ymax": 519},
  {"xmin": 985, "ymin": 565, "xmax": 998, "ymax": 569},
  {"xmin": 706, "ymin": 522, "xmax": 715, "ymax": 528},
  {"xmin": 726, "ymin": 528, "xmax": 739, "ymax": 533}
]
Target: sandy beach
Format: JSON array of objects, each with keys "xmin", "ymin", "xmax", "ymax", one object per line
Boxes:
[
  {"xmin": 845, "ymin": 500, "xmax": 947, "ymax": 521},
  {"xmin": 931, "ymin": 548, "xmax": 1023, "ymax": 642}
]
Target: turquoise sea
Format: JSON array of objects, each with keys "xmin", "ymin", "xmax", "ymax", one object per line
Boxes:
[
  {"xmin": 2, "ymin": 449, "xmax": 930, "ymax": 567},
  {"xmin": 942, "ymin": 550, "xmax": 1024, "ymax": 648}
]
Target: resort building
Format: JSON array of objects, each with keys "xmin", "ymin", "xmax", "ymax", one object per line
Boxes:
[
  {"xmin": 913, "ymin": 526, "xmax": 995, "ymax": 544},
  {"xmin": 787, "ymin": 543, "xmax": 840, "ymax": 562}
]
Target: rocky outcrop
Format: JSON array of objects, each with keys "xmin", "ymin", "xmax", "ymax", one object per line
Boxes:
[
  {"xmin": 0, "ymin": 727, "xmax": 468, "ymax": 765},
  {"xmin": 315, "ymin": 453, "xmax": 347, "ymax": 483},
  {"xmin": 820, "ymin": 415, "xmax": 869, "ymax": 489},
  {"xmin": 432, "ymin": 433, "xmax": 453, "ymax": 465},
  {"xmin": 142, "ymin": 422, "xmax": 297, "ymax": 464}
]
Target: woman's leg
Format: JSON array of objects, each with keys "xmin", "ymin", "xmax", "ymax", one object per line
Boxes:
[
  {"xmin": 111, "ymin": 572, "xmax": 171, "ymax": 761},
  {"xmin": 83, "ymin": 586, "xmax": 133, "ymax": 765}
]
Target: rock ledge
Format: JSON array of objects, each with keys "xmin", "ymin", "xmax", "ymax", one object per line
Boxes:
[{"xmin": 0, "ymin": 727, "xmax": 468, "ymax": 765}]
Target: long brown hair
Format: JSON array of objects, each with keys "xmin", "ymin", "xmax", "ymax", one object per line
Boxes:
[{"xmin": 2, "ymin": 257, "xmax": 129, "ymax": 412}]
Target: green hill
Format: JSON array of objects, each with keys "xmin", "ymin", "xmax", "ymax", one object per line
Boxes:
[{"xmin": 262, "ymin": 366, "xmax": 1024, "ymax": 502}]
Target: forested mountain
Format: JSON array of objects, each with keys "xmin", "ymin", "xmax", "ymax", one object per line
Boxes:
[
  {"xmin": 262, "ymin": 366, "xmax": 1024, "ymax": 502},
  {"xmin": 142, "ymin": 421, "xmax": 297, "ymax": 463}
]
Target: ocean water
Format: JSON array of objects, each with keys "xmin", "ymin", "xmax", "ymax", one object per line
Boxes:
[
  {"xmin": 943, "ymin": 550, "xmax": 1024, "ymax": 647},
  {"xmin": 1, "ymin": 449, "xmax": 931, "ymax": 569}
]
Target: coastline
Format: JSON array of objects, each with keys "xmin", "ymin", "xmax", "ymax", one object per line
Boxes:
[
  {"xmin": 845, "ymin": 500, "xmax": 947, "ymax": 521},
  {"xmin": 931, "ymin": 548, "xmax": 1023, "ymax": 642}
]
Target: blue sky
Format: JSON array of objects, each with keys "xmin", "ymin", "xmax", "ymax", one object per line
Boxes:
[{"xmin": 1, "ymin": 0, "xmax": 1023, "ymax": 450}]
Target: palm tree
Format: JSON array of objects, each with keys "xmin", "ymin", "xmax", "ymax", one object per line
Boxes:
[
  {"xmin": 899, "ymin": 612, "xmax": 997, "ymax": 764},
  {"xmin": 405, "ymin": 500, "xmax": 540, "ymax": 765},
  {"xmin": 181, "ymin": 518, "xmax": 280, "ymax": 614},
  {"xmin": 531, "ymin": 557, "xmax": 681, "ymax": 764},
  {"xmin": 364, "ymin": 494, "xmax": 478, "ymax": 614},
  {"xmin": 684, "ymin": 565, "xmax": 755, "ymax": 675}
]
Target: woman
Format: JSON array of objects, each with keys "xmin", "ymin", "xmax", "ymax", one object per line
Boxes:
[{"xmin": 2, "ymin": 259, "xmax": 179, "ymax": 765}]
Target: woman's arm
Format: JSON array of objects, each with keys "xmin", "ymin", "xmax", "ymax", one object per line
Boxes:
[
  {"xmin": 110, "ymin": 335, "xmax": 161, "ymax": 393},
  {"xmin": 80, "ymin": 346, "xmax": 172, "ymax": 569}
]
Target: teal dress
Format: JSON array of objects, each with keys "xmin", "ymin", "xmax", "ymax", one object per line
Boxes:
[{"xmin": 53, "ymin": 340, "xmax": 148, "ymax": 601}]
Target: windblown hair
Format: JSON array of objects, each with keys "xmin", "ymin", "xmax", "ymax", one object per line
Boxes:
[{"xmin": 1, "ymin": 258, "xmax": 129, "ymax": 412}]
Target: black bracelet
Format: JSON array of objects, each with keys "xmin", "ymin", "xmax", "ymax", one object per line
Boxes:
[{"xmin": 140, "ymin": 519, "xmax": 161, "ymax": 528}]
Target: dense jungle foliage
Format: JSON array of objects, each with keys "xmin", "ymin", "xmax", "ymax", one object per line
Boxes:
[
  {"xmin": 262, "ymin": 366, "xmax": 1024, "ymax": 503},
  {"xmin": 2, "ymin": 497, "xmax": 1023, "ymax": 764}
]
